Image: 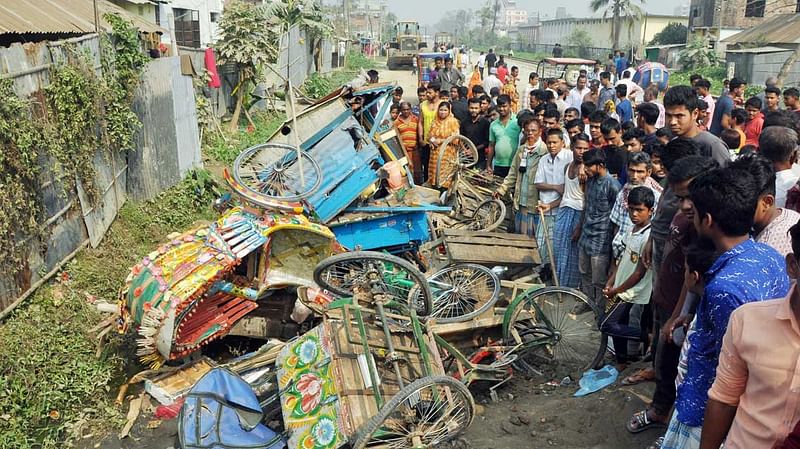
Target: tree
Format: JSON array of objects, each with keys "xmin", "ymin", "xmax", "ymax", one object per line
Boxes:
[
  {"xmin": 648, "ymin": 22, "xmax": 688, "ymax": 45},
  {"xmin": 678, "ymin": 36, "xmax": 721, "ymax": 70},
  {"xmin": 589, "ymin": 0, "xmax": 644, "ymax": 50},
  {"xmin": 216, "ymin": 1, "xmax": 275, "ymax": 132},
  {"xmin": 566, "ymin": 28, "xmax": 595, "ymax": 59}
]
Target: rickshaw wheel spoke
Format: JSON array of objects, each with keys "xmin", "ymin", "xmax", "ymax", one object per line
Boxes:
[
  {"xmin": 353, "ymin": 376, "xmax": 474, "ymax": 449},
  {"xmin": 505, "ymin": 287, "xmax": 605, "ymax": 373}
]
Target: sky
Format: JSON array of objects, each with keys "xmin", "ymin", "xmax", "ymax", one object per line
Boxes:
[{"xmin": 383, "ymin": 0, "xmax": 688, "ymax": 27}]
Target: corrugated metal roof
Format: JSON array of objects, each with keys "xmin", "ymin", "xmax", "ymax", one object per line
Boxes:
[
  {"xmin": 722, "ymin": 14, "xmax": 800, "ymax": 45},
  {"xmin": 0, "ymin": 0, "xmax": 167, "ymax": 35}
]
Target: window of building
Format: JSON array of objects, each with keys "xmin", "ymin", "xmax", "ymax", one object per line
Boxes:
[
  {"xmin": 797, "ymin": 0, "xmax": 800, "ymax": 13},
  {"xmin": 692, "ymin": 7, "xmax": 700, "ymax": 17},
  {"xmin": 173, "ymin": 7, "xmax": 201, "ymax": 47},
  {"xmin": 745, "ymin": 0, "xmax": 765, "ymax": 17},
  {"xmin": 210, "ymin": 12, "xmax": 220, "ymax": 23},
  {"xmin": 155, "ymin": 5, "xmax": 161, "ymax": 25}
]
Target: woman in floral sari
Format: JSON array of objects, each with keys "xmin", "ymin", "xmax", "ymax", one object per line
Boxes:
[{"xmin": 426, "ymin": 101, "xmax": 461, "ymax": 187}]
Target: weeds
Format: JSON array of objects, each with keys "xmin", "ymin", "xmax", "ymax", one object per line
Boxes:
[
  {"xmin": 203, "ymin": 111, "xmax": 286, "ymax": 165},
  {"xmin": 0, "ymin": 171, "xmax": 219, "ymax": 448}
]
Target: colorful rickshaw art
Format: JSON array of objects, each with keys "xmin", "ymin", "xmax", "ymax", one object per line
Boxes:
[{"xmin": 119, "ymin": 206, "xmax": 339, "ymax": 369}]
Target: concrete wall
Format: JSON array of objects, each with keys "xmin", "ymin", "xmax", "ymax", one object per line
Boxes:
[
  {"xmin": 539, "ymin": 15, "xmax": 689, "ymax": 51},
  {"xmin": 691, "ymin": 0, "xmax": 797, "ymax": 30},
  {"xmin": 727, "ymin": 50, "xmax": 800, "ymax": 86}
]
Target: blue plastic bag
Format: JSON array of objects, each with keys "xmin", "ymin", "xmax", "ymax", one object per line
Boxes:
[{"xmin": 573, "ymin": 365, "xmax": 619, "ymax": 397}]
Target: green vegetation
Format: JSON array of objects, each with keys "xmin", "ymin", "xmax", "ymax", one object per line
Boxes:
[
  {"xmin": 671, "ymin": 66, "xmax": 762, "ymax": 97},
  {"xmin": 203, "ymin": 111, "xmax": 286, "ymax": 165},
  {"xmin": 0, "ymin": 171, "xmax": 218, "ymax": 449},
  {"xmin": 649, "ymin": 22, "xmax": 688, "ymax": 46},
  {"xmin": 345, "ymin": 49, "xmax": 377, "ymax": 71},
  {"xmin": 301, "ymin": 70, "xmax": 360, "ymax": 99}
]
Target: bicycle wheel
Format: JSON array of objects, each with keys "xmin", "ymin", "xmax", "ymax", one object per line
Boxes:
[
  {"xmin": 503, "ymin": 286, "xmax": 605, "ymax": 373},
  {"xmin": 435, "ymin": 134, "xmax": 478, "ymax": 188},
  {"xmin": 427, "ymin": 264, "xmax": 499, "ymax": 323},
  {"xmin": 313, "ymin": 251, "xmax": 434, "ymax": 316},
  {"xmin": 454, "ymin": 198, "xmax": 506, "ymax": 232},
  {"xmin": 233, "ymin": 143, "xmax": 322, "ymax": 201},
  {"xmin": 352, "ymin": 375, "xmax": 475, "ymax": 449}
]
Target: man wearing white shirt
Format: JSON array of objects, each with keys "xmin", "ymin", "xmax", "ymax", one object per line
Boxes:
[
  {"xmin": 615, "ymin": 69, "xmax": 644, "ymax": 105},
  {"xmin": 477, "ymin": 52, "xmax": 486, "ymax": 79},
  {"xmin": 567, "ymin": 74, "xmax": 591, "ymax": 110},
  {"xmin": 482, "ymin": 67, "xmax": 502, "ymax": 94},
  {"xmin": 535, "ymin": 128, "xmax": 574, "ymax": 267},
  {"xmin": 760, "ymin": 127, "xmax": 800, "ymax": 208}
]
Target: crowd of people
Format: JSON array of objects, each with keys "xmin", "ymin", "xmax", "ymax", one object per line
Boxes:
[{"xmin": 386, "ymin": 51, "xmax": 800, "ymax": 449}]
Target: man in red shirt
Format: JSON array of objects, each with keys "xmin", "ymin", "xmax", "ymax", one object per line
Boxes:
[
  {"xmin": 496, "ymin": 62, "xmax": 508, "ymax": 84},
  {"xmin": 743, "ymin": 97, "xmax": 764, "ymax": 147}
]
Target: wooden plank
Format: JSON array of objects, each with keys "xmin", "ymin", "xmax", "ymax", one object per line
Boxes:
[
  {"xmin": 445, "ymin": 243, "xmax": 541, "ymax": 265},
  {"xmin": 442, "ymin": 235, "xmax": 539, "ymax": 248},
  {"xmin": 429, "ymin": 315, "xmax": 503, "ymax": 335},
  {"xmin": 442, "ymin": 229, "xmax": 535, "ymax": 241}
]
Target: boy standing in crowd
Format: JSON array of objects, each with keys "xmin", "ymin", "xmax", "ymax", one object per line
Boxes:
[
  {"xmin": 576, "ymin": 149, "xmax": 621, "ymax": 313},
  {"xmin": 602, "ymin": 186, "xmax": 655, "ymax": 368}
]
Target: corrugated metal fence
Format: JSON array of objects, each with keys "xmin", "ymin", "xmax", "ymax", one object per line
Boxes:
[{"xmin": 0, "ymin": 33, "xmax": 200, "ymax": 314}]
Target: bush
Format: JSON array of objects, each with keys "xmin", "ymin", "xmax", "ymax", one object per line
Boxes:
[
  {"xmin": 345, "ymin": 50, "xmax": 375, "ymax": 71},
  {"xmin": 679, "ymin": 37, "xmax": 722, "ymax": 70}
]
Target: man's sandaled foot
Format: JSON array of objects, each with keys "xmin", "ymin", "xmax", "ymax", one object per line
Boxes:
[
  {"xmin": 621, "ymin": 367, "xmax": 656, "ymax": 385},
  {"xmin": 626, "ymin": 409, "xmax": 667, "ymax": 434}
]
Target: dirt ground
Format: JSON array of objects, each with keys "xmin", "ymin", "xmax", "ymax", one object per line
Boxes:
[{"xmin": 77, "ymin": 361, "xmax": 662, "ymax": 449}]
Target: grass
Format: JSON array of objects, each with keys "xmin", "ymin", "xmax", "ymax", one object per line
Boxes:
[
  {"xmin": 0, "ymin": 168, "xmax": 220, "ymax": 448},
  {"xmin": 203, "ymin": 111, "xmax": 286, "ymax": 165}
]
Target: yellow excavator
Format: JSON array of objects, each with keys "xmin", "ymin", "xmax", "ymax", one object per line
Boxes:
[{"xmin": 387, "ymin": 20, "xmax": 426, "ymax": 70}]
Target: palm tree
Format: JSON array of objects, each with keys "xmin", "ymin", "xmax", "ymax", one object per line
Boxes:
[{"xmin": 590, "ymin": 0, "xmax": 645, "ymax": 51}]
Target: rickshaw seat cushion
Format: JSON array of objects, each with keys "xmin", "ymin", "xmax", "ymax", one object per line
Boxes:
[{"xmin": 179, "ymin": 367, "xmax": 285, "ymax": 449}]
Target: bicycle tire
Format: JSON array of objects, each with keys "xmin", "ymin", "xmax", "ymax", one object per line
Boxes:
[
  {"xmin": 313, "ymin": 251, "xmax": 434, "ymax": 316},
  {"xmin": 351, "ymin": 375, "xmax": 475, "ymax": 449},
  {"xmin": 233, "ymin": 143, "xmax": 322, "ymax": 202},
  {"xmin": 435, "ymin": 134, "xmax": 478, "ymax": 188},
  {"xmin": 504, "ymin": 286, "xmax": 606, "ymax": 373},
  {"xmin": 468, "ymin": 198, "xmax": 506, "ymax": 232},
  {"xmin": 427, "ymin": 264, "xmax": 500, "ymax": 323}
]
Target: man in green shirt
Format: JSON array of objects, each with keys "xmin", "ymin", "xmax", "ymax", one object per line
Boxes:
[{"xmin": 487, "ymin": 94, "xmax": 521, "ymax": 178}]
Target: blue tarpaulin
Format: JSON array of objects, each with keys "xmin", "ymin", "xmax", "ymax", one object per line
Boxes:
[{"xmin": 179, "ymin": 368, "xmax": 285, "ymax": 449}]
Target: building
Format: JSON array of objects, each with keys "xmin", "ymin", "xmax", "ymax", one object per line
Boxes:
[
  {"xmin": 505, "ymin": 8, "xmax": 529, "ymax": 27},
  {"xmin": 537, "ymin": 14, "xmax": 690, "ymax": 51},
  {"xmin": 723, "ymin": 14, "xmax": 800, "ymax": 85},
  {"xmin": 518, "ymin": 22, "xmax": 541, "ymax": 45},
  {"xmin": 110, "ymin": 0, "xmax": 223, "ymax": 48},
  {"xmin": 673, "ymin": 3, "xmax": 690, "ymax": 16},
  {"xmin": 688, "ymin": 0, "xmax": 800, "ymax": 45}
]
